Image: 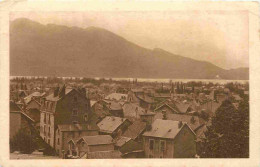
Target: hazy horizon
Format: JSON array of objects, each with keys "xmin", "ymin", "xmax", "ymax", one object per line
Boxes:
[{"xmin": 10, "ymin": 11, "xmax": 249, "ymax": 70}]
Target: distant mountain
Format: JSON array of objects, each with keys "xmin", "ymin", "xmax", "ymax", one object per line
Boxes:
[{"xmin": 10, "ymin": 18, "xmax": 249, "ymax": 80}]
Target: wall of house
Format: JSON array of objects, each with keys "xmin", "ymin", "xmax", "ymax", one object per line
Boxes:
[
  {"xmin": 89, "ymin": 144, "xmax": 114, "ymax": 152},
  {"xmin": 40, "ymin": 111, "xmax": 55, "ymax": 147},
  {"xmin": 55, "ymin": 90, "xmax": 91, "ymax": 125},
  {"xmin": 173, "ymin": 125, "xmax": 196, "ymax": 158},
  {"xmin": 26, "ymin": 100, "xmax": 41, "ymax": 110},
  {"xmin": 143, "ymin": 136, "xmax": 174, "ymax": 158},
  {"xmin": 59, "ymin": 130, "xmax": 99, "ymax": 157}
]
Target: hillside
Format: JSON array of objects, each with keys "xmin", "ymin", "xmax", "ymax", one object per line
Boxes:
[{"xmin": 10, "ymin": 18, "xmax": 249, "ymax": 80}]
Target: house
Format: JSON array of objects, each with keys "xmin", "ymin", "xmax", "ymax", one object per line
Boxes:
[
  {"xmin": 75, "ymin": 135, "xmax": 114, "ymax": 157},
  {"xmin": 24, "ymin": 91, "xmax": 46, "ymax": 105},
  {"xmin": 108, "ymin": 101, "xmax": 124, "ymax": 117},
  {"xmin": 97, "ymin": 116, "xmax": 132, "ymax": 138},
  {"xmin": 91, "ymin": 100, "xmax": 111, "ymax": 120},
  {"xmin": 10, "ymin": 101, "xmax": 35, "ymax": 139},
  {"xmin": 115, "ymin": 137, "xmax": 144, "ymax": 158},
  {"xmin": 55, "ymin": 123, "xmax": 99, "ymax": 157},
  {"xmin": 154, "ymin": 113, "xmax": 203, "ymax": 132},
  {"xmin": 105, "ymin": 93, "xmax": 128, "ymax": 102},
  {"xmin": 142, "ymin": 119, "xmax": 196, "ymax": 158},
  {"xmin": 154, "ymin": 99, "xmax": 192, "ymax": 114},
  {"xmin": 122, "ymin": 120, "xmax": 146, "ymax": 142},
  {"xmin": 25, "ymin": 98, "xmax": 41, "ymax": 111},
  {"xmin": 127, "ymin": 89, "xmax": 144, "ymax": 103},
  {"xmin": 39, "ymin": 85, "xmax": 92, "ymax": 148},
  {"xmin": 92, "ymin": 100, "xmax": 123, "ymax": 118},
  {"xmin": 136, "ymin": 95, "xmax": 155, "ymax": 110},
  {"xmin": 122, "ymin": 102, "xmax": 150, "ymax": 120}
]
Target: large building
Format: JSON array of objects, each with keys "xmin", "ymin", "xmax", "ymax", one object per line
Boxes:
[
  {"xmin": 39, "ymin": 85, "xmax": 92, "ymax": 149},
  {"xmin": 142, "ymin": 119, "xmax": 196, "ymax": 158}
]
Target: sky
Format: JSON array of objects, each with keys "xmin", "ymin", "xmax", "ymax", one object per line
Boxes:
[{"xmin": 10, "ymin": 11, "xmax": 249, "ymax": 70}]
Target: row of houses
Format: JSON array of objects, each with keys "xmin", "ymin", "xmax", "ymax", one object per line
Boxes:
[{"xmin": 10, "ymin": 83, "xmax": 244, "ymax": 159}]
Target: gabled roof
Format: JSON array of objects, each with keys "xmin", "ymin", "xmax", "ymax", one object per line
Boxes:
[
  {"xmin": 58, "ymin": 123, "xmax": 99, "ymax": 132},
  {"xmin": 97, "ymin": 116, "xmax": 127, "ymax": 134},
  {"xmin": 154, "ymin": 99, "xmax": 179, "ymax": 113},
  {"xmin": 154, "ymin": 113, "xmax": 202, "ymax": 131},
  {"xmin": 175, "ymin": 102, "xmax": 191, "ymax": 113},
  {"xmin": 10, "ymin": 101, "xmax": 35, "ymax": 122},
  {"xmin": 45, "ymin": 88, "xmax": 73, "ymax": 101},
  {"xmin": 143, "ymin": 119, "xmax": 195, "ymax": 139},
  {"xmin": 80, "ymin": 135, "xmax": 113, "ymax": 146},
  {"xmin": 122, "ymin": 120, "xmax": 146, "ymax": 140}
]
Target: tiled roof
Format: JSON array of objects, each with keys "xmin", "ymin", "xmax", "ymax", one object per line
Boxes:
[
  {"xmin": 122, "ymin": 120, "xmax": 146, "ymax": 140},
  {"xmin": 122, "ymin": 103, "xmax": 146, "ymax": 118},
  {"xmin": 143, "ymin": 119, "xmax": 194, "ymax": 139},
  {"xmin": 81, "ymin": 135, "xmax": 113, "ymax": 145},
  {"xmin": 154, "ymin": 113, "xmax": 202, "ymax": 131},
  {"xmin": 24, "ymin": 91, "xmax": 45, "ymax": 104},
  {"xmin": 45, "ymin": 88, "xmax": 73, "ymax": 101},
  {"xmin": 115, "ymin": 137, "xmax": 132, "ymax": 147},
  {"xmin": 86, "ymin": 150, "xmax": 122, "ymax": 159},
  {"xmin": 58, "ymin": 123, "xmax": 99, "ymax": 132},
  {"xmin": 137, "ymin": 95, "xmax": 154, "ymax": 104},
  {"xmin": 97, "ymin": 116, "xmax": 127, "ymax": 134},
  {"xmin": 119, "ymin": 140, "xmax": 143, "ymax": 154}
]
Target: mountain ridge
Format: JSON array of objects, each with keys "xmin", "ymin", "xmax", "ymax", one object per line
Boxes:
[{"xmin": 10, "ymin": 18, "xmax": 249, "ymax": 80}]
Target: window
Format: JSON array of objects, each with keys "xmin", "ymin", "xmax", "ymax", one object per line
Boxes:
[
  {"xmin": 149, "ymin": 139, "xmax": 154, "ymax": 150},
  {"xmin": 57, "ymin": 138, "xmax": 60, "ymax": 145},
  {"xmin": 160, "ymin": 140, "xmax": 166, "ymax": 152},
  {"xmin": 72, "ymin": 109, "xmax": 78, "ymax": 116},
  {"xmin": 84, "ymin": 114, "xmax": 88, "ymax": 122},
  {"xmin": 48, "ymin": 139, "xmax": 50, "ymax": 144},
  {"xmin": 81, "ymin": 141, "xmax": 85, "ymax": 147},
  {"xmin": 74, "ymin": 96, "xmax": 77, "ymax": 102},
  {"xmin": 48, "ymin": 114, "xmax": 51, "ymax": 124},
  {"xmin": 44, "ymin": 113, "xmax": 46, "ymax": 123}
]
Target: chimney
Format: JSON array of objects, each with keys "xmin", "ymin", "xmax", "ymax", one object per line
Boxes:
[
  {"xmin": 162, "ymin": 110, "xmax": 167, "ymax": 120},
  {"xmin": 146, "ymin": 122, "xmax": 152, "ymax": 131},
  {"xmin": 178, "ymin": 121, "xmax": 183, "ymax": 128},
  {"xmin": 81, "ymin": 88, "xmax": 86, "ymax": 97},
  {"xmin": 54, "ymin": 87, "xmax": 59, "ymax": 97},
  {"xmin": 59, "ymin": 85, "xmax": 66, "ymax": 97}
]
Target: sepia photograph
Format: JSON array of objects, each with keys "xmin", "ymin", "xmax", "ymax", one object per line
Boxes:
[{"xmin": 0, "ymin": 1, "xmax": 258, "ymax": 165}]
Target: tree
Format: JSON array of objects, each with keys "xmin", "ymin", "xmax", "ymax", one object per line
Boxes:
[
  {"xmin": 10, "ymin": 128, "xmax": 38, "ymax": 154},
  {"xmin": 200, "ymin": 99, "xmax": 249, "ymax": 158}
]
